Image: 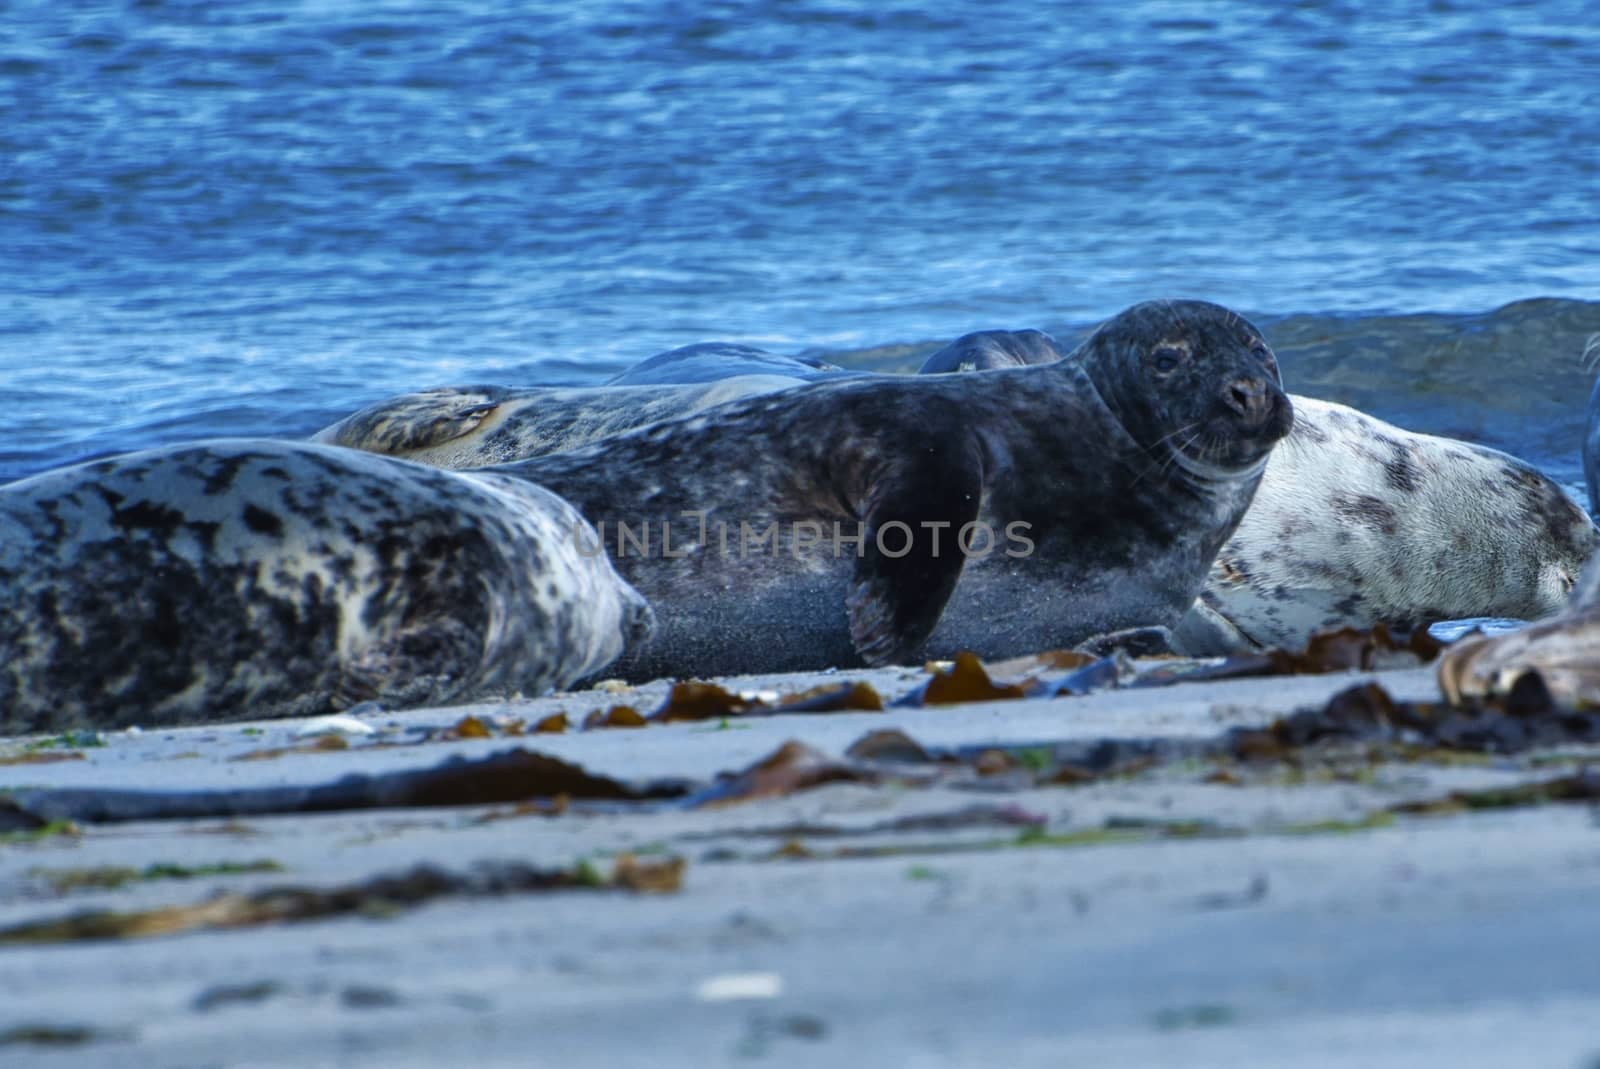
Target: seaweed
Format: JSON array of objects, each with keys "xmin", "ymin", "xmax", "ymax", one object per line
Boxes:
[
  {"xmin": 3, "ymin": 748, "xmax": 693, "ymax": 826},
  {"xmin": 688, "ymin": 740, "xmax": 906, "ymax": 808},
  {"xmin": 0, "ymin": 854, "xmax": 685, "ymax": 945},
  {"xmin": 582, "ymin": 679, "xmax": 885, "ymax": 729},
  {"xmin": 30, "ymin": 859, "xmax": 284, "ymax": 893}
]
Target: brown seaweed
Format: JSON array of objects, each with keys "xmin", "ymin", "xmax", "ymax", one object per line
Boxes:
[
  {"xmin": 2, "ymin": 747, "xmax": 693, "ymax": 826},
  {"xmin": 0, "ymin": 855, "xmax": 685, "ymax": 945}
]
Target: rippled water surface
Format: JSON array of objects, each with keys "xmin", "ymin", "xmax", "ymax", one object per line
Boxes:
[{"xmin": 2, "ymin": 0, "xmax": 1598, "ymax": 484}]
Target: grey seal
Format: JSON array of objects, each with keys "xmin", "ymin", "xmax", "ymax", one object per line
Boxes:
[
  {"xmin": 0, "ymin": 440, "xmax": 652, "ymax": 733},
  {"xmin": 312, "ymin": 376, "xmax": 810, "ymax": 470},
  {"xmin": 917, "ymin": 328, "xmax": 1065, "ymax": 374},
  {"xmin": 1176, "ymin": 397, "xmax": 1597, "ymax": 652},
  {"xmin": 495, "ymin": 300, "xmax": 1292, "ymax": 679},
  {"xmin": 915, "ymin": 329, "xmax": 1597, "ymax": 652}
]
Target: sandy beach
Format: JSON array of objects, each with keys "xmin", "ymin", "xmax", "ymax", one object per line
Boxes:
[{"xmin": 3, "ymin": 655, "xmax": 1598, "ymax": 1068}]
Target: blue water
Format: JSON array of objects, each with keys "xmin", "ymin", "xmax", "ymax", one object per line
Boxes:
[{"xmin": 3, "ymin": 0, "xmax": 1598, "ymax": 485}]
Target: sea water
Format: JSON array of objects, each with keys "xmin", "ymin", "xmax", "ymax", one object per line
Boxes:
[{"xmin": 2, "ymin": 0, "xmax": 1597, "ymax": 490}]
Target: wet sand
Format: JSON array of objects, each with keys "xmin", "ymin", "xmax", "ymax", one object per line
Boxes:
[{"xmin": 2, "ymin": 660, "xmax": 1598, "ymax": 1068}]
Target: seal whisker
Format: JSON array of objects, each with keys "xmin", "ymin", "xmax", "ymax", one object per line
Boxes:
[
  {"xmin": 1127, "ymin": 422, "xmax": 1201, "ymax": 488},
  {"xmin": 1582, "ymin": 332, "xmax": 1600, "ymax": 372}
]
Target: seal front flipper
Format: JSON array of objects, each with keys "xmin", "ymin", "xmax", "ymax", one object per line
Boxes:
[
  {"xmin": 846, "ymin": 444, "xmax": 985, "ymax": 666},
  {"xmin": 313, "ymin": 386, "xmax": 516, "ymax": 454}
]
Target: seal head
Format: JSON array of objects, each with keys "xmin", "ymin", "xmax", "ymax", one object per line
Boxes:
[{"xmin": 1076, "ymin": 301, "xmax": 1292, "ymax": 481}]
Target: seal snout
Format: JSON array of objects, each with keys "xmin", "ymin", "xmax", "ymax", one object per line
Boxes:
[
  {"xmin": 1221, "ymin": 375, "xmax": 1293, "ymax": 441},
  {"xmin": 1224, "ymin": 377, "xmax": 1274, "ymax": 425}
]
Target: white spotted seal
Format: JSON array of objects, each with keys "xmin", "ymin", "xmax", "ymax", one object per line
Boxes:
[
  {"xmin": 493, "ymin": 300, "xmax": 1292, "ymax": 679},
  {"xmin": 1174, "ymin": 397, "xmax": 1597, "ymax": 653},
  {"xmin": 0, "ymin": 440, "xmax": 652, "ymax": 733},
  {"xmin": 913, "ymin": 328, "xmax": 1598, "ymax": 652},
  {"xmin": 312, "ymin": 376, "xmax": 811, "ymax": 469}
]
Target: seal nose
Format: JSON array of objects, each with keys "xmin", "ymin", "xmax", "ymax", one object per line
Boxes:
[{"xmin": 1224, "ymin": 377, "xmax": 1274, "ymax": 426}]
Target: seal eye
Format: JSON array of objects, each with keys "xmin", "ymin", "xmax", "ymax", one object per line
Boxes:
[
  {"xmin": 1151, "ymin": 346, "xmax": 1185, "ymax": 374},
  {"xmin": 1250, "ymin": 340, "xmax": 1279, "ymax": 375}
]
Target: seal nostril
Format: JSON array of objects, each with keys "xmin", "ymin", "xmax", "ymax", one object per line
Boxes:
[
  {"xmin": 1223, "ymin": 378, "xmax": 1278, "ymax": 426},
  {"xmin": 1226, "ymin": 379, "xmax": 1265, "ymax": 420}
]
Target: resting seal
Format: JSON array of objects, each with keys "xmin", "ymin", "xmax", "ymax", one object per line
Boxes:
[
  {"xmin": 0, "ymin": 440, "xmax": 651, "ymax": 733},
  {"xmin": 494, "ymin": 300, "xmax": 1292, "ymax": 679},
  {"xmin": 917, "ymin": 328, "xmax": 1065, "ymax": 374},
  {"xmin": 914, "ymin": 329, "xmax": 1597, "ymax": 652},
  {"xmin": 1175, "ymin": 397, "xmax": 1597, "ymax": 652},
  {"xmin": 312, "ymin": 376, "xmax": 810, "ymax": 470}
]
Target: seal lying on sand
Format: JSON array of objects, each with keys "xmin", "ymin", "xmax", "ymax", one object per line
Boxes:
[
  {"xmin": 495, "ymin": 300, "xmax": 1292, "ymax": 679},
  {"xmin": 0, "ymin": 440, "xmax": 651, "ymax": 733},
  {"xmin": 912, "ymin": 329, "xmax": 1598, "ymax": 652},
  {"xmin": 1176, "ymin": 397, "xmax": 1596, "ymax": 652},
  {"xmin": 1438, "ymin": 550, "xmax": 1600, "ymax": 708},
  {"xmin": 312, "ymin": 376, "xmax": 810, "ymax": 470}
]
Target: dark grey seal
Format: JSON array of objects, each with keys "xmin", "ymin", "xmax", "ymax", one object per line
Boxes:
[
  {"xmin": 0, "ymin": 440, "xmax": 652, "ymax": 734},
  {"xmin": 495, "ymin": 300, "xmax": 1292, "ymax": 679}
]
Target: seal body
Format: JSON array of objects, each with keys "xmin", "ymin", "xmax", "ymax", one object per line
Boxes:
[
  {"xmin": 313, "ymin": 377, "xmax": 809, "ymax": 470},
  {"xmin": 0, "ymin": 440, "xmax": 651, "ymax": 733},
  {"xmin": 1173, "ymin": 398, "xmax": 1597, "ymax": 653},
  {"xmin": 497, "ymin": 300, "xmax": 1292, "ymax": 679},
  {"xmin": 917, "ymin": 328, "xmax": 1066, "ymax": 374}
]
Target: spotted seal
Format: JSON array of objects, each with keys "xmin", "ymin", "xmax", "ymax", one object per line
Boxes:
[
  {"xmin": 312, "ymin": 375, "xmax": 811, "ymax": 470},
  {"xmin": 914, "ymin": 329, "xmax": 1597, "ymax": 653},
  {"xmin": 0, "ymin": 440, "xmax": 652, "ymax": 733},
  {"xmin": 491, "ymin": 300, "xmax": 1291, "ymax": 679},
  {"xmin": 1174, "ymin": 397, "xmax": 1597, "ymax": 652}
]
